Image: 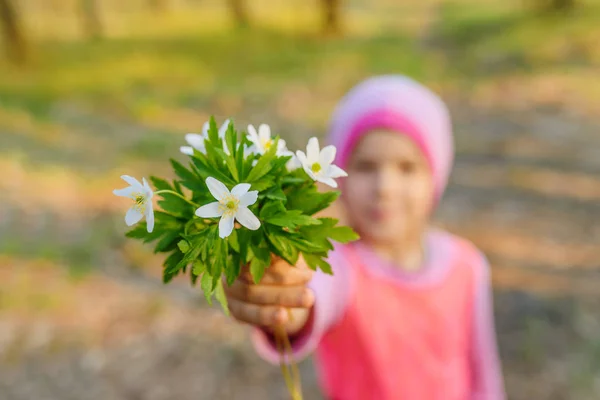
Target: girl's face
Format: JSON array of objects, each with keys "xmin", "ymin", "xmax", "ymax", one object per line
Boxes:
[{"xmin": 343, "ymin": 130, "xmax": 434, "ymax": 245}]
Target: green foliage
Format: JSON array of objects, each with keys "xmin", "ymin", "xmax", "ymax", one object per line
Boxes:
[{"xmin": 122, "ymin": 118, "xmax": 359, "ymax": 314}]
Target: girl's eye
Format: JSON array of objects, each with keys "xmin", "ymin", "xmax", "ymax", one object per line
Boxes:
[
  {"xmin": 353, "ymin": 160, "xmax": 377, "ymax": 172},
  {"xmin": 398, "ymin": 161, "xmax": 416, "ymax": 174}
]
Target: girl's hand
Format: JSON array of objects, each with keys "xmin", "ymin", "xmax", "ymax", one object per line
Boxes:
[{"xmin": 224, "ymin": 255, "xmax": 315, "ymax": 335}]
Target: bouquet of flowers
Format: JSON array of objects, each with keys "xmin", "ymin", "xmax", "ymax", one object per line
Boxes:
[{"xmin": 113, "ymin": 117, "xmax": 358, "ymax": 399}]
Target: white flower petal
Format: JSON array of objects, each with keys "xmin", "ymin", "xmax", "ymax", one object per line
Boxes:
[
  {"xmin": 202, "ymin": 122, "xmax": 210, "ymax": 136},
  {"xmin": 327, "ymin": 164, "xmax": 348, "ymax": 178},
  {"xmin": 318, "ymin": 177, "xmax": 338, "ymax": 188},
  {"xmin": 277, "ymin": 139, "xmax": 287, "ymax": 154},
  {"xmin": 231, "ymin": 183, "xmax": 251, "ymax": 197},
  {"xmin": 219, "ymin": 214, "xmax": 235, "ymax": 238},
  {"xmin": 180, "ymin": 146, "xmax": 194, "ymax": 155},
  {"xmin": 219, "ymin": 119, "xmax": 231, "ymax": 138},
  {"xmin": 195, "ymin": 201, "xmax": 223, "ymax": 218},
  {"xmin": 247, "ymin": 124, "xmax": 259, "ymax": 141},
  {"xmin": 306, "ymin": 137, "xmax": 320, "ymax": 164},
  {"xmin": 113, "ymin": 187, "xmax": 136, "ymax": 198},
  {"xmin": 121, "ymin": 175, "xmax": 143, "ymax": 189},
  {"xmin": 296, "ymin": 150, "xmax": 308, "ymax": 166},
  {"xmin": 239, "ymin": 190, "xmax": 258, "ymax": 207},
  {"xmin": 320, "ymin": 145, "xmax": 336, "ymax": 166},
  {"xmin": 145, "ymin": 203, "xmax": 155, "ymax": 233},
  {"xmin": 258, "ymin": 124, "xmax": 271, "ymax": 142},
  {"xmin": 185, "ymin": 133, "xmax": 205, "ymax": 149},
  {"xmin": 125, "ymin": 207, "xmax": 144, "ymax": 226},
  {"xmin": 246, "ymin": 144, "xmax": 258, "ymax": 156},
  {"xmin": 302, "ymin": 164, "xmax": 318, "ymax": 181},
  {"xmin": 236, "ymin": 207, "xmax": 260, "ymax": 231},
  {"xmin": 286, "ymin": 155, "xmax": 301, "ymax": 171},
  {"xmin": 206, "ymin": 177, "xmax": 230, "ymax": 201},
  {"xmin": 142, "ymin": 178, "xmax": 153, "ymax": 198}
]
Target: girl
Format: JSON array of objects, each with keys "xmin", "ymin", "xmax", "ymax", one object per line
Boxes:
[{"xmin": 224, "ymin": 75, "xmax": 506, "ymax": 399}]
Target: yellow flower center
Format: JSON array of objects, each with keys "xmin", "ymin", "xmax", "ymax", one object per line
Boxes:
[
  {"xmin": 262, "ymin": 139, "xmax": 273, "ymax": 150},
  {"xmin": 219, "ymin": 195, "xmax": 239, "ymax": 216},
  {"xmin": 132, "ymin": 193, "xmax": 147, "ymax": 213},
  {"xmin": 311, "ymin": 163, "xmax": 322, "ymax": 173}
]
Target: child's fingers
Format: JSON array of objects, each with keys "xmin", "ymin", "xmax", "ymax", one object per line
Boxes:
[
  {"xmin": 224, "ymin": 279, "xmax": 315, "ymax": 308},
  {"xmin": 227, "ymin": 297, "xmax": 292, "ymax": 326}
]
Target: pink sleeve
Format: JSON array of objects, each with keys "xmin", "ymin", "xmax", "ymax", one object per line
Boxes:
[
  {"xmin": 251, "ymin": 249, "xmax": 352, "ymax": 365},
  {"xmin": 470, "ymin": 252, "xmax": 506, "ymax": 400}
]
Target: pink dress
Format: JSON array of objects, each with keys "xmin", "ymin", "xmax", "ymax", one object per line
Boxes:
[{"xmin": 252, "ymin": 229, "xmax": 506, "ymax": 400}]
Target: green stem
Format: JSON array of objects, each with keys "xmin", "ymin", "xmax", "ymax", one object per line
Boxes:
[{"xmin": 154, "ymin": 190, "xmax": 199, "ymax": 207}]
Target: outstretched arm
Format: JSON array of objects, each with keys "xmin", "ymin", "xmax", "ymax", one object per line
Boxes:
[{"xmin": 252, "ymin": 249, "xmax": 353, "ymax": 364}]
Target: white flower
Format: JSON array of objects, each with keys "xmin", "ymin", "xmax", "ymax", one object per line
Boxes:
[
  {"xmin": 247, "ymin": 124, "xmax": 288, "ymax": 156},
  {"xmin": 195, "ymin": 177, "xmax": 260, "ymax": 238},
  {"xmin": 113, "ymin": 175, "xmax": 155, "ymax": 233},
  {"xmin": 180, "ymin": 119, "xmax": 231, "ymax": 156},
  {"xmin": 285, "ymin": 152, "xmax": 302, "ymax": 171},
  {"xmin": 296, "ymin": 137, "xmax": 347, "ymax": 188}
]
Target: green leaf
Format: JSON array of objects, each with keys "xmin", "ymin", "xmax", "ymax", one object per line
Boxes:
[
  {"xmin": 250, "ymin": 178, "xmax": 275, "ymax": 192},
  {"xmin": 249, "ymin": 244, "xmax": 271, "ymax": 284},
  {"xmin": 214, "ymin": 278, "xmax": 230, "ymax": 316},
  {"xmin": 224, "ymin": 154, "xmax": 239, "ymax": 181},
  {"xmin": 246, "ymin": 137, "xmax": 279, "ymax": 182},
  {"xmin": 191, "ymin": 154, "xmax": 236, "ymax": 186},
  {"xmin": 225, "ymin": 122, "xmax": 237, "ymax": 159},
  {"xmin": 286, "ymin": 184, "xmax": 340, "ymax": 215},
  {"xmin": 329, "ymin": 226, "xmax": 360, "ymax": 243},
  {"xmin": 170, "ymin": 159, "xmax": 205, "ymax": 192},
  {"xmin": 154, "ymin": 231, "xmax": 181, "ymax": 253},
  {"xmin": 150, "ymin": 176, "xmax": 172, "ymax": 191},
  {"xmin": 259, "ymin": 201, "xmax": 286, "ymax": 220},
  {"xmin": 207, "ymin": 116, "xmax": 219, "ymax": 144},
  {"xmin": 265, "ymin": 210, "xmax": 321, "ymax": 230},
  {"xmin": 177, "ymin": 239, "xmax": 190, "ymax": 253},
  {"xmin": 303, "ymin": 252, "xmax": 333, "ymax": 274},
  {"xmin": 226, "ymin": 252, "xmax": 242, "ymax": 286},
  {"xmin": 228, "ymin": 229, "xmax": 240, "ymax": 252},
  {"xmin": 262, "ymin": 186, "xmax": 287, "ymax": 201},
  {"xmin": 192, "ymin": 260, "xmax": 206, "ymax": 276},
  {"xmin": 282, "ymin": 176, "xmax": 306, "ymax": 185},
  {"xmin": 250, "ymin": 256, "xmax": 268, "ymax": 284},
  {"xmin": 288, "ymin": 236, "xmax": 328, "ymax": 253},
  {"xmin": 163, "ymin": 250, "xmax": 185, "ymax": 283},
  {"xmin": 238, "ymin": 229, "xmax": 250, "ymax": 263},
  {"xmin": 201, "ymin": 272, "xmax": 213, "ymax": 304},
  {"xmin": 125, "ymin": 224, "xmax": 161, "ymax": 241},
  {"xmin": 236, "ymin": 142, "xmax": 246, "ymax": 181},
  {"xmin": 266, "ymin": 228, "xmax": 299, "ymax": 266}
]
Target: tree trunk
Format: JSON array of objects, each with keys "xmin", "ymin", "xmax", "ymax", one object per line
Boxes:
[
  {"xmin": 79, "ymin": 0, "xmax": 102, "ymax": 40},
  {"xmin": 322, "ymin": 0, "xmax": 341, "ymax": 34},
  {"xmin": 0, "ymin": 0, "xmax": 26, "ymax": 64},
  {"xmin": 228, "ymin": 0, "xmax": 249, "ymax": 28}
]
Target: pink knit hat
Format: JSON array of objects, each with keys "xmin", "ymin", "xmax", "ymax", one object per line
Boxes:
[{"xmin": 326, "ymin": 75, "xmax": 454, "ymax": 200}]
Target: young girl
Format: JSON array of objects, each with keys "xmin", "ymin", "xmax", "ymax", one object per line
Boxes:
[{"xmin": 224, "ymin": 75, "xmax": 506, "ymax": 399}]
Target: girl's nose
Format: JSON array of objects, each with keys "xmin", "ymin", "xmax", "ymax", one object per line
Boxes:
[{"xmin": 374, "ymin": 167, "xmax": 396, "ymax": 200}]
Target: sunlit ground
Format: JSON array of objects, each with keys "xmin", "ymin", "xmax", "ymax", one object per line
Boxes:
[{"xmin": 1, "ymin": 1, "xmax": 600, "ymax": 398}]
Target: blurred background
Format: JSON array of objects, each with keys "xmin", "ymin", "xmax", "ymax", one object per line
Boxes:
[{"xmin": 1, "ymin": 0, "xmax": 600, "ymax": 399}]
